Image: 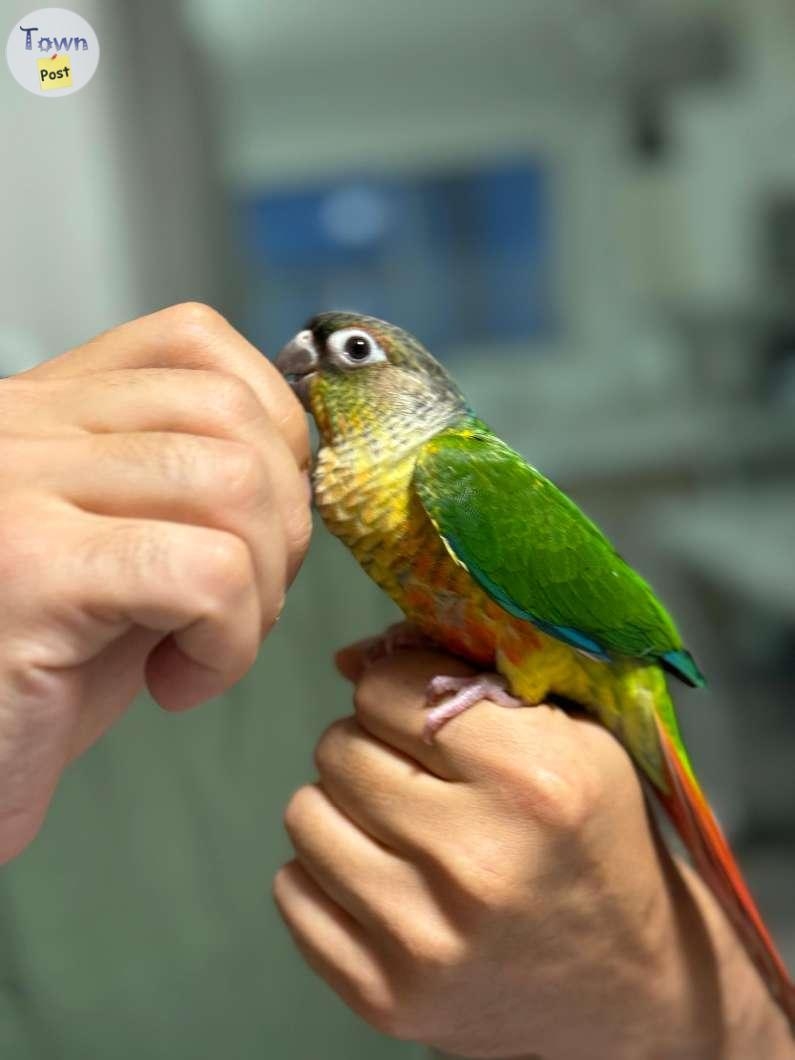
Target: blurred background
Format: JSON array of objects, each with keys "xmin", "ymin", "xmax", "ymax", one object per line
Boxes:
[{"xmin": 1, "ymin": 0, "xmax": 794, "ymax": 1056}]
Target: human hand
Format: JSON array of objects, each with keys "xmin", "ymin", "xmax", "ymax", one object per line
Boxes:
[
  {"xmin": 275, "ymin": 646, "xmax": 794, "ymax": 1059},
  {"xmin": 0, "ymin": 302, "xmax": 311, "ymax": 864}
]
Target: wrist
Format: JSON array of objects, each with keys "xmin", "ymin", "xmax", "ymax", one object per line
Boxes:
[{"xmin": 651, "ymin": 854, "xmax": 794, "ymax": 1059}]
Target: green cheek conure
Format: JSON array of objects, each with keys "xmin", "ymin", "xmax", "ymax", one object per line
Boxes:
[{"xmin": 277, "ymin": 312, "xmax": 795, "ymax": 1028}]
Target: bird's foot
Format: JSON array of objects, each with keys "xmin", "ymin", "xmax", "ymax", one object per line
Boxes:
[
  {"xmin": 423, "ymin": 673, "xmax": 524, "ymax": 743},
  {"xmin": 364, "ymin": 622, "xmax": 434, "ymax": 666}
]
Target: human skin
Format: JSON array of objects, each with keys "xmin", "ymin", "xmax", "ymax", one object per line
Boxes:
[
  {"xmin": 275, "ymin": 646, "xmax": 795, "ymax": 1060},
  {"xmin": 0, "ymin": 302, "xmax": 311, "ymax": 865}
]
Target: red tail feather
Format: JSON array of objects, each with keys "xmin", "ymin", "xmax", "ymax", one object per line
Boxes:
[{"xmin": 654, "ymin": 716, "xmax": 795, "ymax": 1028}]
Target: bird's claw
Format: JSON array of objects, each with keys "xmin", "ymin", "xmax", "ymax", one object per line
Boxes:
[{"xmin": 423, "ymin": 672, "xmax": 524, "ymax": 742}]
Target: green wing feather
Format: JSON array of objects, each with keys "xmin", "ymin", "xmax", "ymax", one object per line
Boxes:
[{"xmin": 413, "ymin": 421, "xmax": 687, "ymax": 664}]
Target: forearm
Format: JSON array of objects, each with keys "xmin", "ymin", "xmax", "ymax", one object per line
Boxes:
[{"xmin": 661, "ymin": 857, "xmax": 794, "ymax": 1060}]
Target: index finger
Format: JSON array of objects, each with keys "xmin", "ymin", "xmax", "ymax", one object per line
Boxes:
[
  {"xmin": 28, "ymin": 302, "xmax": 310, "ymax": 469},
  {"xmin": 351, "ymin": 649, "xmax": 636, "ymax": 802},
  {"xmin": 348, "ymin": 649, "xmax": 512, "ymax": 781}
]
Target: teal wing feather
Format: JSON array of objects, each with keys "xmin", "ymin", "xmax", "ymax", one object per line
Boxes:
[{"xmin": 413, "ymin": 422, "xmax": 703, "ymax": 680}]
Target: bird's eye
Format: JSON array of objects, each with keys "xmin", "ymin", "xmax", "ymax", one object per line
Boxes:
[
  {"xmin": 344, "ymin": 335, "xmax": 371, "ymax": 360},
  {"xmin": 326, "ymin": 327, "xmax": 387, "ymax": 369}
]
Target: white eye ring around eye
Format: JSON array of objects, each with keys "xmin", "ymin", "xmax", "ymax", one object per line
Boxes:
[{"xmin": 326, "ymin": 328, "xmax": 387, "ymax": 368}]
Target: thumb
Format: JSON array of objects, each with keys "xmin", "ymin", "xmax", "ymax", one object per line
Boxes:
[
  {"xmin": 335, "ymin": 623, "xmax": 431, "ymax": 683},
  {"xmin": 334, "ymin": 639, "xmax": 376, "ymax": 683}
]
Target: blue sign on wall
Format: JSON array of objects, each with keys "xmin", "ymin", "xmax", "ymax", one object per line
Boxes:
[{"xmin": 239, "ymin": 158, "xmax": 555, "ymax": 357}]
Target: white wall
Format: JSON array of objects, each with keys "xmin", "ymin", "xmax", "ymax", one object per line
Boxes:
[{"xmin": 0, "ymin": 0, "xmax": 223, "ymax": 373}]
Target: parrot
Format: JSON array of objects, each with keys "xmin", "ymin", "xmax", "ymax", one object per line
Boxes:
[{"xmin": 276, "ymin": 310, "xmax": 795, "ymax": 1028}]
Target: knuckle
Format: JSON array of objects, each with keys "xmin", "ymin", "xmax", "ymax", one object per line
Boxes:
[
  {"xmin": 167, "ymin": 301, "xmax": 227, "ymax": 344},
  {"xmin": 282, "ymin": 786, "xmax": 316, "ymax": 840},
  {"xmin": 124, "ymin": 431, "xmax": 213, "ymax": 496},
  {"xmin": 147, "ymin": 432, "xmax": 195, "ymax": 484},
  {"xmin": 312, "ymin": 718, "xmax": 351, "ymax": 778},
  {"xmin": 352, "ymin": 653, "xmax": 432, "ymax": 722},
  {"xmin": 214, "ymin": 440, "xmax": 267, "ymax": 513},
  {"xmin": 85, "ymin": 520, "xmax": 153, "ymax": 583},
  {"xmin": 209, "ymin": 372, "xmax": 261, "ymax": 426},
  {"xmin": 521, "ymin": 762, "xmax": 594, "ymax": 833},
  {"xmin": 394, "ymin": 921, "xmax": 466, "ymax": 973},
  {"xmin": 195, "ymin": 532, "xmax": 253, "ymax": 604},
  {"xmin": 482, "ymin": 728, "xmax": 601, "ymax": 836},
  {"xmin": 155, "ymin": 385, "xmax": 307, "ymax": 568},
  {"xmin": 68, "ymin": 518, "xmax": 134, "ymax": 588},
  {"xmin": 271, "ymin": 865, "xmax": 290, "ymax": 903},
  {"xmin": 355, "ymin": 986, "xmax": 412, "ymax": 1040}
]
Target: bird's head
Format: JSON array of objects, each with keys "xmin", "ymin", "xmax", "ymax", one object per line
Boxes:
[{"xmin": 276, "ymin": 312, "xmax": 468, "ymax": 449}]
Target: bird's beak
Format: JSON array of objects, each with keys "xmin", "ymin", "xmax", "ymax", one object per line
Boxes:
[{"xmin": 276, "ymin": 329, "xmax": 319, "ymax": 409}]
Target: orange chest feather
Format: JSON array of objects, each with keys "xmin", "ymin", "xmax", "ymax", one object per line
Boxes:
[{"xmin": 312, "ymin": 442, "xmax": 532, "ymax": 666}]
